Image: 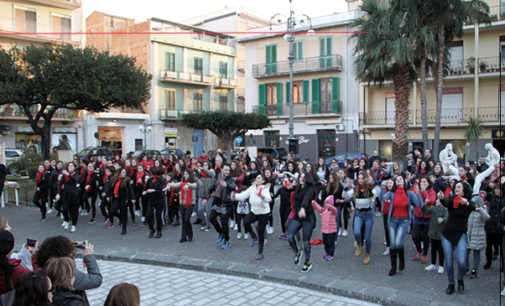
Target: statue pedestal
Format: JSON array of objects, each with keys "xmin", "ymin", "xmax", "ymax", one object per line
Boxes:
[
  {"xmin": 247, "ymin": 146, "xmax": 258, "ymax": 162},
  {"xmin": 58, "ymin": 150, "xmax": 74, "ymax": 163}
]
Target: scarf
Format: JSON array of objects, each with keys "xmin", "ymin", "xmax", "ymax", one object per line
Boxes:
[
  {"xmin": 444, "ymin": 186, "xmax": 452, "ymax": 198},
  {"xmin": 46, "ymin": 166, "xmax": 51, "ymax": 171},
  {"xmin": 180, "ymin": 181, "xmax": 193, "ymax": 207},
  {"xmin": 114, "ymin": 177, "xmax": 122, "ymax": 198},
  {"xmin": 152, "ymin": 175, "xmax": 158, "ymax": 183},
  {"xmin": 136, "ymin": 171, "xmax": 144, "ymax": 186},
  {"xmin": 215, "ymin": 173, "xmax": 225, "ymax": 198},
  {"xmin": 215, "ymin": 166, "xmax": 221, "ymax": 171},
  {"xmin": 168, "ymin": 188, "xmax": 176, "ymax": 207},
  {"xmin": 85, "ymin": 171, "xmax": 93, "ymax": 193},
  {"xmin": 36, "ymin": 172, "xmax": 44, "ymax": 184},
  {"xmin": 79, "ymin": 169, "xmax": 84, "ymax": 179},
  {"xmin": 257, "ymin": 187, "xmax": 263, "ymax": 197},
  {"xmin": 103, "ymin": 173, "xmax": 108, "ymax": 184},
  {"xmin": 420, "ymin": 169, "xmax": 426, "ymax": 174},
  {"xmin": 65, "ymin": 171, "xmax": 74, "ymax": 182},
  {"xmin": 190, "ymin": 164, "xmax": 197, "ymax": 170},
  {"xmin": 57, "ymin": 168, "xmax": 61, "ymax": 175},
  {"xmin": 200, "ymin": 170, "xmax": 207, "ymax": 178},
  {"xmin": 453, "ymin": 195, "xmax": 463, "ymax": 209}
]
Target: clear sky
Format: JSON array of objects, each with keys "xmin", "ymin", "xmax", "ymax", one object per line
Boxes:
[{"xmin": 83, "ymin": 0, "xmax": 349, "ymax": 25}]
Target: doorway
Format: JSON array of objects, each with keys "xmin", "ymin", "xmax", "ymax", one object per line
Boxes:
[
  {"xmin": 98, "ymin": 127, "xmax": 123, "ymax": 157},
  {"xmin": 318, "ymin": 130, "xmax": 335, "ymax": 159}
]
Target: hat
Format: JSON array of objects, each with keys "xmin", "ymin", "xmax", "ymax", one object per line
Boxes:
[
  {"xmin": 478, "ymin": 190, "xmax": 487, "ymax": 198},
  {"xmin": 449, "ymin": 175, "xmax": 460, "ymax": 182},
  {"xmin": 324, "ymin": 195, "xmax": 334, "ymax": 205},
  {"xmin": 471, "ymin": 195, "xmax": 484, "ymax": 208}
]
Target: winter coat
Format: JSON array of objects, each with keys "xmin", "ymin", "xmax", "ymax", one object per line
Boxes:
[
  {"xmin": 0, "ymin": 258, "xmax": 38, "ymax": 294},
  {"xmin": 206, "ymin": 173, "xmax": 237, "ymax": 205},
  {"xmin": 312, "ymin": 201, "xmax": 338, "ymax": 234},
  {"xmin": 467, "ymin": 207, "xmax": 490, "ymax": 250},
  {"xmin": 196, "ymin": 168, "xmax": 215, "ymax": 198},
  {"xmin": 52, "ymin": 290, "xmax": 89, "ymax": 306},
  {"xmin": 168, "ymin": 181, "xmax": 198, "ymax": 206},
  {"xmin": 233, "ymin": 184, "xmax": 272, "ymax": 215},
  {"xmin": 485, "ymin": 192, "xmax": 505, "ymax": 234},
  {"xmin": 421, "ymin": 204, "xmax": 448, "ymax": 240},
  {"xmin": 73, "ymin": 255, "xmax": 102, "ymax": 292}
]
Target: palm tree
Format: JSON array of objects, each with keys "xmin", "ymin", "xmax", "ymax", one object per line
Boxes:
[
  {"xmin": 350, "ymin": 0, "xmax": 416, "ymax": 164},
  {"xmin": 464, "ymin": 117, "xmax": 484, "ymax": 160}
]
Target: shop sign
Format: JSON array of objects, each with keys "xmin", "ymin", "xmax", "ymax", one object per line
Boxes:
[
  {"xmin": 442, "ymin": 87, "xmax": 463, "ymax": 94},
  {"xmin": 53, "ymin": 127, "xmax": 77, "ymax": 133},
  {"xmin": 17, "ymin": 126, "xmax": 34, "ymax": 133}
]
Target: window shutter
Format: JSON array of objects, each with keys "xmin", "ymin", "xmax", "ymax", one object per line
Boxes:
[
  {"xmin": 312, "ymin": 79, "xmax": 320, "ymax": 114},
  {"xmin": 277, "ymin": 83, "xmax": 283, "ymax": 115},
  {"xmin": 293, "ymin": 43, "xmax": 297, "ymax": 60},
  {"xmin": 303, "ymin": 80, "xmax": 309, "ymax": 104},
  {"xmin": 299, "ymin": 41, "xmax": 303, "ymax": 60},
  {"xmin": 259, "ymin": 84, "xmax": 266, "ymax": 115},
  {"xmin": 332, "ymin": 77, "xmax": 339, "ymax": 113},
  {"xmin": 286, "ymin": 82, "xmax": 290, "ymax": 105}
]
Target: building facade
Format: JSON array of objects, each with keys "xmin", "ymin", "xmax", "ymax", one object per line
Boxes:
[
  {"xmin": 359, "ymin": 0, "xmax": 505, "ymax": 161},
  {"xmin": 0, "ymin": 0, "xmax": 84, "ymax": 155}
]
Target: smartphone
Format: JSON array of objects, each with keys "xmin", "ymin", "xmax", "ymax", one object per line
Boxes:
[
  {"xmin": 73, "ymin": 241, "xmax": 85, "ymax": 249},
  {"xmin": 26, "ymin": 238, "xmax": 37, "ymax": 248}
]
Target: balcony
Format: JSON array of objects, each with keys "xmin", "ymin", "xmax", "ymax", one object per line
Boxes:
[
  {"xmin": 489, "ymin": 5, "xmax": 505, "ymax": 22},
  {"xmin": 213, "ymin": 77, "xmax": 237, "ymax": 88},
  {"xmin": 415, "ymin": 108, "xmax": 473, "ymax": 124},
  {"xmin": 478, "ymin": 57, "xmax": 505, "ymax": 74},
  {"xmin": 237, "ymin": 60, "xmax": 245, "ymax": 71},
  {"xmin": 252, "ymin": 101, "xmax": 342, "ymax": 117},
  {"xmin": 360, "ymin": 111, "xmax": 413, "ymax": 126},
  {"xmin": 0, "ymin": 16, "xmax": 81, "ymax": 43},
  {"xmin": 447, "ymin": 57, "xmax": 505, "ymax": 76},
  {"xmin": 477, "ymin": 107, "xmax": 505, "ymax": 122},
  {"xmin": 237, "ymin": 88, "xmax": 245, "ymax": 99},
  {"xmin": 252, "ymin": 54, "xmax": 343, "ymax": 78},
  {"xmin": 159, "ymin": 104, "xmax": 236, "ymax": 120},
  {"xmin": 26, "ymin": 0, "xmax": 81, "ymax": 10},
  {"xmin": 159, "ymin": 70, "xmax": 212, "ymax": 86}
]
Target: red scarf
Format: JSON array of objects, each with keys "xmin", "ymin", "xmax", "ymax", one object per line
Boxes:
[
  {"xmin": 215, "ymin": 166, "xmax": 221, "ymax": 171},
  {"xmin": 200, "ymin": 170, "xmax": 207, "ymax": 178},
  {"xmin": 461, "ymin": 176, "xmax": 467, "ymax": 181},
  {"xmin": 152, "ymin": 175, "xmax": 158, "ymax": 183},
  {"xmin": 444, "ymin": 186, "xmax": 452, "ymax": 198},
  {"xmin": 85, "ymin": 171, "xmax": 93, "ymax": 193},
  {"xmin": 453, "ymin": 195, "xmax": 463, "ymax": 209},
  {"xmin": 79, "ymin": 170, "xmax": 84, "ymax": 179},
  {"xmin": 65, "ymin": 171, "xmax": 74, "ymax": 182},
  {"xmin": 180, "ymin": 181, "xmax": 192, "ymax": 207},
  {"xmin": 360, "ymin": 186, "xmax": 365, "ymax": 190},
  {"xmin": 420, "ymin": 169, "xmax": 426, "ymax": 174},
  {"xmin": 168, "ymin": 188, "xmax": 176, "ymax": 207},
  {"xmin": 257, "ymin": 187, "xmax": 263, "ymax": 197},
  {"xmin": 103, "ymin": 173, "xmax": 108, "ymax": 184},
  {"xmin": 136, "ymin": 171, "xmax": 144, "ymax": 186},
  {"xmin": 36, "ymin": 172, "xmax": 44, "ymax": 184},
  {"xmin": 57, "ymin": 168, "xmax": 61, "ymax": 175},
  {"xmin": 129, "ymin": 167, "xmax": 135, "ymax": 178},
  {"xmin": 479, "ymin": 193, "xmax": 487, "ymax": 206},
  {"xmin": 381, "ymin": 165, "xmax": 388, "ymax": 170},
  {"xmin": 190, "ymin": 164, "xmax": 197, "ymax": 170},
  {"xmin": 114, "ymin": 177, "xmax": 122, "ymax": 198},
  {"xmin": 46, "ymin": 166, "xmax": 51, "ymax": 171}
]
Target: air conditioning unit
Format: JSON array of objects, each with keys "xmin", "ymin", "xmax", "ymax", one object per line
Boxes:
[
  {"xmin": 335, "ymin": 124, "xmax": 345, "ymax": 131},
  {"xmin": 0, "ymin": 124, "xmax": 11, "ymax": 135}
]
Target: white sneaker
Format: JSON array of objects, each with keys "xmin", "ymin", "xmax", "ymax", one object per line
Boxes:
[
  {"xmin": 342, "ymin": 230, "xmax": 348, "ymax": 237},
  {"xmin": 267, "ymin": 225, "xmax": 274, "ymax": 235},
  {"xmin": 437, "ymin": 266, "xmax": 445, "ymax": 274},
  {"xmin": 70, "ymin": 225, "xmax": 76, "ymax": 233},
  {"xmin": 63, "ymin": 222, "xmax": 69, "ymax": 230},
  {"xmin": 375, "ymin": 211, "xmax": 381, "ymax": 217},
  {"xmin": 501, "ymin": 288, "xmax": 505, "ymax": 296},
  {"xmin": 60, "ymin": 214, "xmax": 64, "ymax": 219},
  {"xmin": 233, "ymin": 224, "xmax": 238, "ymax": 231},
  {"xmin": 229, "ymin": 220, "xmax": 235, "ymax": 228},
  {"xmin": 135, "ymin": 210, "xmax": 141, "ymax": 217},
  {"xmin": 191, "ymin": 212, "xmax": 197, "ymax": 217},
  {"xmin": 47, "ymin": 208, "xmax": 53, "ymax": 214},
  {"xmin": 383, "ymin": 247, "xmax": 390, "ymax": 256},
  {"xmin": 338, "ymin": 228, "xmax": 342, "ymax": 236},
  {"xmin": 61, "ymin": 221, "xmax": 67, "ymax": 227},
  {"xmin": 244, "ymin": 233, "xmax": 249, "ymax": 240},
  {"xmin": 237, "ymin": 232, "xmax": 242, "ymax": 239},
  {"xmin": 425, "ymin": 264, "xmax": 437, "ymax": 271},
  {"xmin": 141, "ymin": 216, "xmax": 145, "ymax": 222}
]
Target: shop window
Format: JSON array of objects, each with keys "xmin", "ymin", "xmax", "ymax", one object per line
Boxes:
[
  {"xmin": 265, "ymin": 131, "xmax": 279, "ymax": 147},
  {"xmin": 378, "ymin": 140, "xmax": 392, "ymax": 161}
]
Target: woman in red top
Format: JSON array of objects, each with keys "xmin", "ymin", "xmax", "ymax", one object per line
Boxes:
[{"xmin": 380, "ymin": 174, "xmax": 423, "ymax": 276}]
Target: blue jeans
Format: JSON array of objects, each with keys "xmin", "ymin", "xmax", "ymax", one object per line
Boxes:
[
  {"xmin": 287, "ymin": 214, "xmax": 315, "ymax": 263},
  {"xmin": 441, "ymin": 234, "xmax": 467, "ymax": 285},
  {"xmin": 353, "ymin": 210, "xmax": 374, "ymax": 254},
  {"xmin": 388, "ymin": 217, "xmax": 410, "ymax": 249},
  {"xmin": 334, "ymin": 206, "xmax": 341, "ymax": 242}
]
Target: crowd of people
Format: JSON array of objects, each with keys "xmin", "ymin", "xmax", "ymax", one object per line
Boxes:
[{"xmin": 1, "ymin": 141, "xmax": 505, "ymax": 302}]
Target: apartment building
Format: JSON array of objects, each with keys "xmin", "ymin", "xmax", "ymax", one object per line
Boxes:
[
  {"xmin": 0, "ymin": 0, "xmax": 84, "ymax": 155},
  {"xmin": 359, "ymin": 0, "xmax": 505, "ymax": 161},
  {"xmin": 239, "ymin": 7, "xmax": 360, "ymax": 161}
]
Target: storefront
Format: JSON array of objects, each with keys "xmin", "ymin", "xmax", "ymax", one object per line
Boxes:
[
  {"xmin": 164, "ymin": 128, "xmax": 177, "ymax": 149},
  {"xmin": 97, "ymin": 126, "xmax": 124, "ymax": 156}
]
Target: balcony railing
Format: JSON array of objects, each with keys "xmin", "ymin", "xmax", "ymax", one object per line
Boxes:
[
  {"xmin": 213, "ymin": 77, "xmax": 237, "ymax": 87},
  {"xmin": 477, "ymin": 107, "xmax": 505, "ymax": 122},
  {"xmin": 478, "ymin": 57, "xmax": 505, "ymax": 73},
  {"xmin": 251, "ymin": 101, "xmax": 342, "ymax": 117},
  {"xmin": 360, "ymin": 111, "xmax": 413, "ymax": 126},
  {"xmin": 252, "ymin": 54, "xmax": 343, "ymax": 78},
  {"xmin": 237, "ymin": 60, "xmax": 245, "ymax": 71},
  {"xmin": 0, "ymin": 16, "xmax": 81, "ymax": 42},
  {"xmin": 159, "ymin": 70, "xmax": 212, "ymax": 84},
  {"xmin": 415, "ymin": 108, "xmax": 473, "ymax": 124},
  {"xmin": 447, "ymin": 57, "xmax": 505, "ymax": 76},
  {"xmin": 489, "ymin": 5, "xmax": 505, "ymax": 22},
  {"xmin": 237, "ymin": 88, "xmax": 245, "ymax": 98}
]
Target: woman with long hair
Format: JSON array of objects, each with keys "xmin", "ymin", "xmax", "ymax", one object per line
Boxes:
[
  {"xmin": 104, "ymin": 283, "xmax": 140, "ymax": 306},
  {"xmin": 34, "ymin": 164, "xmax": 50, "ymax": 221},
  {"xmin": 109, "ymin": 168, "xmax": 135, "ymax": 235},
  {"xmin": 50, "ymin": 160, "xmax": 64, "ymax": 217},
  {"xmin": 167, "ymin": 169, "xmax": 198, "ymax": 242},
  {"xmin": 287, "ymin": 172, "xmax": 316, "ymax": 273},
  {"xmin": 391, "ymin": 161, "xmax": 402, "ymax": 177},
  {"xmin": 278, "ymin": 161, "xmax": 299, "ymax": 182},
  {"xmin": 99, "ymin": 166, "xmax": 114, "ymax": 225},
  {"xmin": 263, "ymin": 168, "xmax": 277, "ymax": 236},
  {"xmin": 45, "ymin": 257, "xmax": 90, "ymax": 306},
  {"xmin": 164, "ymin": 173, "xmax": 180, "ymax": 227},
  {"xmin": 56, "ymin": 162, "xmax": 80, "ymax": 233},
  {"xmin": 80, "ymin": 162, "xmax": 99, "ymax": 225},
  {"xmin": 13, "ymin": 270, "xmax": 52, "ymax": 306},
  {"xmin": 196, "ymin": 161, "xmax": 215, "ymax": 231},
  {"xmin": 133, "ymin": 164, "xmax": 147, "ymax": 226},
  {"xmin": 412, "ymin": 176, "xmax": 436, "ymax": 263},
  {"xmin": 230, "ymin": 160, "xmax": 244, "ymax": 232},
  {"xmin": 316, "ymin": 157, "xmax": 330, "ymax": 186},
  {"xmin": 244, "ymin": 161, "xmax": 261, "ymax": 188},
  {"xmin": 143, "ymin": 167, "xmax": 166, "ymax": 239},
  {"xmin": 380, "ymin": 178, "xmax": 394, "ymax": 255}
]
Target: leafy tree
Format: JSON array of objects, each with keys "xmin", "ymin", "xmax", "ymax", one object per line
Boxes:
[
  {"xmin": 0, "ymin": 44, "xmax": 152, "ymax": 159},
  {"xmin": 350, "ymin": 0, "xmax": 416, "ymax": 164},
  {"xmin": 464, "ymin": 117, "xmax": 484, "ymax": 159},
  {"xmin": 180, "ymin": 111, "xmax": 271, "ymax": 161}
]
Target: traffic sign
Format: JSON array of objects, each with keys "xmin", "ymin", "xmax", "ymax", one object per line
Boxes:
[{"xmin": 235, "ymin": 136, "xmax": 243, "ymax": 144}]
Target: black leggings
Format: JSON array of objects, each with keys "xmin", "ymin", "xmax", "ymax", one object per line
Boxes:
[
  {"xmin": 82, "ymin": 191, "xmax": 98, "ymax": 218},
  {"xmin": 287, "ymin": 214, "xmax": 315, "ymax": 263},
  {"xmin": 431, "ymin": 238, "xmax": 444, "ymax": 266},
  {"xmin": 230, "ymin": 201, "xmax": 237, "ymax": 221},
  {"xmin": 147, "ymin": 200, "xmax": 163, "ymax": 232},
  {"xmin": 486, "ymin": 232, "xmax": 504, "ymax": 265},
  {"xmin": 236, "ymin": 213, "xmax": 246, "ymax": 232},
  {"xmin": 209, "ymin": 204, "xmax": 233, "ymax": 241},
  {"xmin": 268, "ymin": 201, "xmax": 275, "ymax": 227},
  {"xmin": 383, "ymin": 214, "xmax": 390, "ymax": 247},
  {"xmin": 33, "ymin": 189, "xmax": 48, "ymax": 217},
  {"xmin": 280, "ymin": 205, "xmax": 291, "ymax": 233},
  {"xmin": 110, "ymin": 197, "xmax": 128, "ymax": 230},
  {"xmin": 49, "ymin": 187, "xmax": 57, "ymax": 209},
  {"xmin": 412, "ymin": 223, "xmax": 430, "ymax": 256},
  {"xmin": 180, "ymin": 205, "xmax": 193, "ymax": 240},
  {"xmin": 99, "ymin": 195, "xmax": 109, "ymax": 218},
  {"xmin": 244, "ymin": 212, "xmax": 269, "ymax": 254},
  {"xmin": 62, "ymin": 193, "xmax": 79, "ymax": 225}
]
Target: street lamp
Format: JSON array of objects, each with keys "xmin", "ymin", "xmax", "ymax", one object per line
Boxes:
[
  {"xmin": 270, "ymin": 0, "xmax": 315, "ymax": 155},
  {"xmin": 139, "ymin": 123, "xmax": 152, "ymax": 149}
]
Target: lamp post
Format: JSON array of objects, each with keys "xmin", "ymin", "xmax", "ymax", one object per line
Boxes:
[
  {"xmin": 139, "ymin": 123, "xmax": 152, "ymax": 149},
  {"xmin": 270, "ymin": 0, "xmax": 315, "ymax": 156}
]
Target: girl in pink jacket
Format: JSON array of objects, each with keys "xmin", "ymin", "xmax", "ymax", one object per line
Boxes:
[{"xmin": 312, "ymin": 195, "xmax": 338, "ymax": 260}]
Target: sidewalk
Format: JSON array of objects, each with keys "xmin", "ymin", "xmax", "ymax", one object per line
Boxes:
[{"xmin": 3, "ymin": 204, "xmax": 502, "ymax": 306}]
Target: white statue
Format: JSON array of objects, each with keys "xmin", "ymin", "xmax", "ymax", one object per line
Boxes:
[
  {"xmin": 439, "ymin": 143, "xmax": 459, "ymax": 174},
  {"xmin": 473, "ymin": 143, "xmax": 501, "ymax": 194}
]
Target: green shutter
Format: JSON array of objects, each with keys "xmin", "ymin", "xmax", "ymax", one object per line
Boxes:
[
  {"xmin": 286, "ymin": 82, "xmax": 290, "ymax": 105},
  {"xmin": 332, "ymin": 77, "xmax": 340, "ymax": 113},
  {"xmin": 303, "ymin": 80, "xmax": 309, "ymax": 104},
  {"xmin": 166, "ymin": 52, "xmax": 175, "ymax": 71},
  {"xmin": 312, "ymin": 79, "xmax": 320, "ymax": 114},
  {"xmin": 277, "ymin": 82, "xmax": 283, "ymax": 115},
  {"xmin": 293, "ymin": 43, "xmax": 297, "ymax": 60},
  {"xmin": 259, "ymin": 84, "xmax": 266, "ymax": 115}
]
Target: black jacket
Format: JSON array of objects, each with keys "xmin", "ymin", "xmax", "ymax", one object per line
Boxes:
[
  {"xmin": 273, "ymin": 186, "xmax": 294, "ymax": 206},
  {"xmin": 109, "ymin": 177, "xmax": 134, "ymax": 200},
  {"xmin": 485, "ymin": 191, "xmax": 505, "ymax": 234},
  {"xmin": 206, "ymin": 173, "xmax": 236, "ymax": 205},
  {"xmin": 52, "ymin": 290, "xmax": 89, "ymax": 306},
  {"xmin": 293, "ymin": 186, "xmax": 315, "ymax": 221},
  {"xmin": 98, "ymin": 174, "xmax": 112, "ymax": 197},
  {"xmin": 0, "ymin": 164, "xmax": 6, "ymax": 198},
  {"xmin": 58, "ymin": 172, "xmax": 80, "ymax": 195},
  {"xmin": 80, "ymin": 171, "xmax": 98, "ymax": 194},
  {"xmin": 35, "ymin": 171, "xmax": 50, "ymax": 191},
  {"xmin": 50, "ymin": 168, "xmax": 62, "ymax": 190},
  {"xmin": 133, "ymin": 171, "xmax": 146, "ymax": 192},
  {"xmin": 144, "ymin": 177, "xmax": 165, "ymax": 202}
]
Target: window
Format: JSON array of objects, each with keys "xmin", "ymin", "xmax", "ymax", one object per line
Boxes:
[
  {"xmin": 15, "ymin": 7, "xmax": 36, "ymax": 33},
  {"xmin": 219, "ymin": 95, "xmax": 227, "ymax": 110},
  {"xmin": 379, "ymin": 140, "xmax": 392, "ymax": 161},
  {"xmin": 317, "ymin": 130, "xmax": 335, "ymax": 158},
  {"xmin": 448, "ymin": 41, "xmax": 463, "ymax": 73},
  {"xmin": 265, "ymin": 83, "xmax": 277, "ymax": 115},
  {"xmin": 442, "ymin": 89, "xmax": 463, "ymax": 123},
  {"xmin": 193, "ymin": 93, "xmax": 203, "ymax": 111},
  {"xmin": 319, "ymin": 78, "xmax": 333, "ymax": 113},
  {"xmin": 52, "ymin": 14, "xmax": 71, "ymax": 40},
  {"xmin": 293, "ymin": 41, "xmax": 303, "ymax": 61},
  {"xmin": 194, "ymin": 57, "xmax": 203, "ymax": 75},
  {"xmin": 293, "ymin": 81, "xmax": 304, "ymax": 103},
  {"xmin": 266, "ymin": 44, "xmax": 277, "ymax": 74},
  {"xmin": 319, "ymin": 36, "xmax": 332, "ymax": 68},
  {"xmin": 166, "ymin": 90, "xmax": 175, "ymax": 110},
  {"xmin": 386, "ymin": 96, "xmax": 396, "ymax": 125},
  {"xmin": 219, "ymin": 61, "xmax": 227, "ymax": 78},
  {"xmin": 265, "ymin": 131, "xmax": 280, "ymax": 148},
  {"xmin": 166, "ymin": 52, "xmax": 175, "ymax": 71},
  {"xmin": 500, "ymin": 36, "xmax": 505, "ymax": 68}
]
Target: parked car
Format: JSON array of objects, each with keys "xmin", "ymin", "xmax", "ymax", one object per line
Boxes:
[
  {"xmin": 78, "ymin": 147, "xmax": 113, "ymax": 162},
  {"xmin": 5, "ymin": 149, "xmax": 24, "ymax": 165},
  {"xmin": 325, "ymin": 152, "xmax": 370, "ymax": 168},
  {"xmin": 133, "ymin": 150, "xmax": 161, "ymax": 160},
  {"xmin": 160, "ymin": 149, "xmax": 184, "ymax": 159}
]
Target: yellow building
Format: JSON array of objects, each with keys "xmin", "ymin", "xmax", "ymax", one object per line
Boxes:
[{"xmin": 359, "ymin": 0, "xmax": 505, "ymax": 161}]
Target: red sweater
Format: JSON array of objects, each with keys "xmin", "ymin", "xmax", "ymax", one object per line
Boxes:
[
  {"xmin": 392, "ymin": 188, "xmax": 409, "ymax": 218},
  {"xmin": 0, "ymin": 257, "xmax": 39, "ymax": 294}
]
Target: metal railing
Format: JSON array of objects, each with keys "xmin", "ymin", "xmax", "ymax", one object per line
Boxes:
[
  {"xmin": 415, "ymin": 108, "xmax": 474, "ymax": 124},
  {"xmin": 159, "ymin": 70, "xmax": 213, "ymax": 84},
  {"xmin": 213, "ymin": 77, "xmax": 237, "ymax": 87},
  {"xmin": 252, "ymin": 101, "xmax": 342, "ymax": 116},
  {"xmin": 477, "ymin": 107, "xmax": 505, "ymax": 122},
  {"xmin": 489, "ymin": 5, "xmax": 505, "ymax": 21},
  {"xmin": 237, "ymin": 88, "xmax": 245, "ymax": 97},
  {"xmin": 0, "ymin": 16, "xmax": 81, "ymax": 42},
  {"xmin": 478, "ymin": 56, "xmax": 505, "ymax": 73},
  {"xmin": 360, "ymin": 111, "xmax": 413, "ymax": 126},
  {"xmin": 252, "ymin": 54, "xmax": 343, "ymax": 78}
]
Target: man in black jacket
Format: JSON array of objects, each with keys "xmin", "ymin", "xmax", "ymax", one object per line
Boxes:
[
  {"xmin": 203, "ymin": 163, "xmax": 236, "ymax": 249},
  {"xmin": 368, "ymin": 150, "xmax": 381, "ymax": 169}
]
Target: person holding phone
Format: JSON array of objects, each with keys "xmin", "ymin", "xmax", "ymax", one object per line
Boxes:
[{"xmin": 56, "ymin": 163, "xmax": 80, "ymax": 233}]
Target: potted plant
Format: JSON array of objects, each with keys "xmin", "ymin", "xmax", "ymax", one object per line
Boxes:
[
  {"xmin": 502, "ymin": 12, "xmax": 505, "ymax": 21},
  {"xmin": 68, "ymin": 112, "xmax": 76, "ymax": 119},
  {"xmin": 467, "ymin": 57, "xmax": 475, "ymax": 74},
  {"xmin": 4, "ymin": 105, "xmax": 14, "ymax": 116},
  {"xmin": 479, "ymin": 61, "xmax": 487, "ymax": 73},
  {"xmin": 490, "ymin": 14, "xmax": 498, "ymax": 21},
  {"xmin": 0, "ymin": 110, "xmax": 7, "ymax": 117}
]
